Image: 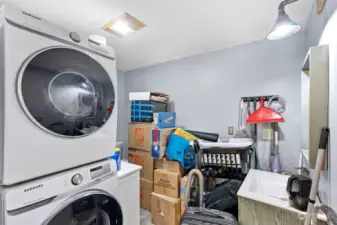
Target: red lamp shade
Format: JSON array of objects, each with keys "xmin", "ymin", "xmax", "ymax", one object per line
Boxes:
[{"xmin": 246, "ymin": 98, "xmax": 284, "ymax": 124}]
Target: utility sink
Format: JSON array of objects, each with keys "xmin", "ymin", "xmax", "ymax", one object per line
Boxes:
[
  {"xmin": 237, "ymin": 169, "xmax": 327, "ymax": 224},
  {"xmin": 238, "ymin": 169, "xmax": 290, "ymax": 205}
]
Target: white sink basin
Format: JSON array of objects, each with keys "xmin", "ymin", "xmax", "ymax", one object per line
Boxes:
[
  {"xmin": 238, "ymin": 169, "xmax": 290, "ymax": 207},
  {"xmin": 238, "ymin": 169, "xmax": 327, "ymax": 222}
]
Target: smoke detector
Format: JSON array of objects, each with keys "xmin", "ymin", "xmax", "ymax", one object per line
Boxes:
[{"xmin": 102, "ymin": 12, "xmax": 146, "ymax": 37}]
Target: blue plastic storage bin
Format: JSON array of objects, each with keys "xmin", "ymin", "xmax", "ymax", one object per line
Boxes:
[{"xmin": 131, "ymin": 100, "xmax": 168, "ymax": 122}]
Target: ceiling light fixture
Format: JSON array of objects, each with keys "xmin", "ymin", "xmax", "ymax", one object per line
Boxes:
[
  {"xmin": 267, "ymin": 0, "xmax": 301, "ymax": 40},
  {"xmin": 102, "ymin": 12, "xmax": 146, "ymax": 38}
]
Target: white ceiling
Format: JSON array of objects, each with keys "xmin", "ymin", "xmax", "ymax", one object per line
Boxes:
[{"xmin": 1, "ymin": 0, "xmax": 312, "ymax": 71}]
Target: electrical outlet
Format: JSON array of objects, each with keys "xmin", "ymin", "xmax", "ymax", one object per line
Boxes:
[
  {"xmin": 228, "ymin": 126, "xmax": 234, "ymax": 135},
  {"xmin": 263, "ymin": 128, "xmax": 273, "ymax": 140}
]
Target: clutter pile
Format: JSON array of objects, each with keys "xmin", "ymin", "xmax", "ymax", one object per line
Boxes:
[
  {"xmin": 128, "ymin": 92, "xmax": 183, "ymax": 225},
  {"xmin": 128, "ymin": 92, "xmax": 256, "ymax": 225}
]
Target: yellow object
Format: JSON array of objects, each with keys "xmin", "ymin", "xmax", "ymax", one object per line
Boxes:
[
  {"xmin": 173, "ymin": 128, "xmax": 198, "ymax": 141},
  {"xmin": 115, "ymin": 147, "xmax": 120, "ymax": 152}
]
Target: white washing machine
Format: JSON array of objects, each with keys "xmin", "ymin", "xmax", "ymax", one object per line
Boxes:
[
  {"xmin": 0, "ymin": 4, "xmax": 117, "ymax": 185},
  {"xmin": 1, "ymin": 159, "xmax": 140, "ymax": 225}
]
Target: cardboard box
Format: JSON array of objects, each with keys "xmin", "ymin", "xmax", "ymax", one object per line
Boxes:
[
  {"xmin": 155, "ymin": 159, "xmax": 186, "ymax": 176},
  {"xmin": 128, "ymin": 123, "xmax": 173, "ymax": 158},
  {"xmin": 129, "ymin": 92, "xmax": 169, "ymax": 102},
  {"xmin": 181, "ymin": 201, "xmax": 185, "ymax": 216},
  {"xmin": 154, "ymin": 169, "xmax": 180, "ymax": 198},
  {"xmin": 151, "ymin": 192, "xmax": 180, "ymax": 225},
  {"xmin": 128, "ymin": 149, "xmax": 154, "ymax": 181},
  {"xmin": 140, "ymin": 179, "xmax": 154, "ymax": 211},
  {"xmin": 180, "ymin": 176, "xmax": 188, "ymax": 200},
  {"xmin": 153, "ymin": 112, "xmax": 176, "ymax": 128}
]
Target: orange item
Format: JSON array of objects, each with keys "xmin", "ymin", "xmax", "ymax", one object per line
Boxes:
[{"xmin": 246, "ymin": 98, "xmax": 284, "ymax": 124}]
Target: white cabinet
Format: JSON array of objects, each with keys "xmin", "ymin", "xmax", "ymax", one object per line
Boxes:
[
  {"xmin": 301, "ymin": 45, "xmax": 329, "ymax": 170},
  {"xmin": 117, "ymin": 162, "xmax": 141, "ymax": 225}
]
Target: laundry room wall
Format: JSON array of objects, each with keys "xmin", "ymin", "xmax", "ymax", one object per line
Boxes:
[
  {"xmin": 123, "ymin": 32, "xmax": 307, "ymax": 172},
  {"xmin": 302, "ymin": 1, "xmax": 337, "ymax": 208},
  {"xmin": 116, "ymin": 70, "xmax": 128, "ymax": 156},
  {"xmin": 306, "ymin": 0, "xmax": 337, "ymax": 48}
]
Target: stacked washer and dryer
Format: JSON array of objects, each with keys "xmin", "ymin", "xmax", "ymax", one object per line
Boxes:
[{"xmin": 0, "ymin": 4, "xmax": 139, "ymax": 225}]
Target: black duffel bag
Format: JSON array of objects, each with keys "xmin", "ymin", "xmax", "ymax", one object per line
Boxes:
[{"xmin": 204, "ymin": 179, "xmax": 243, "ymax": 218}]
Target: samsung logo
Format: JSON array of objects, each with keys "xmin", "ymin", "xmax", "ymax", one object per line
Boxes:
[
  {"xmin": 22, "ymin": 11, "xmax": 41, "ymax": 20},
  {"xmin": 24, "ymin": 184, "xmax": 43, "ymax": 192}
]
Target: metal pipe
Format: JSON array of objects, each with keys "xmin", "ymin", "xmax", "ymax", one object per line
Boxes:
[
  {"xmin": 312, "ymin": 205, "xmax": 337, "ymax": 225},
  {"xmin": 304, "ymin": 128, "xmax": 329, "ymax": 225},
  {"xmin": 184, "ymin": 169, "xmax": 204, "ymax": 209},
  {"xmin": 278, "ymin": 0, "xmax": 299, "ymax": 11}
]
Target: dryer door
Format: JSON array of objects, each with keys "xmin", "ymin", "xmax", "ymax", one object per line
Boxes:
[
  {"xmin": 44, "ymin": 191, "xmax": 123, "ymax": 225},
  {"xmin": 18, "ymin": 47, "xmax": 115, "ymax": 137}
]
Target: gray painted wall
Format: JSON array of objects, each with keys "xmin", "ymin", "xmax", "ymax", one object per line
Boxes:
[
  {"xmin": 116, "ymin": 70, "xmax": 129, "ymax": 158},
  {"xmin": 306, "ymin": 0, "xmax": 337, "ymax": 47},
  {"xmin": 304, "ymin": 0, "xmax": 337, "ymax": 207},
  {"xmin": 124, "ymin": 33, "xmax": 307, "ymax": 172}
]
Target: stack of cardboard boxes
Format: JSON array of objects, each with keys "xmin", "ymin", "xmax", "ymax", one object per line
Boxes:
[
  {"xmin": 128, "ymin": 124, "xmax": 189, "ymax": 225},
  {"xmin": 128, "ymin": 92, "xmax": 189, "ymax": 225},
  {"xmin": 128, "ymin": 122, "xmax": 173, "ymax": 212},
  {"xmin": 151, "ymin": 159, "xmax": 187, "ymax": 225}
]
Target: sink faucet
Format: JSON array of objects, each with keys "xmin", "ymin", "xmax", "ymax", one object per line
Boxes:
[
  {"xmin": 311, "ymin": 205, "xmax": 337, "ymax": 225},
  {"xmin": 294, "ymin": 167, "xmax": 310, "ymax": 177}
]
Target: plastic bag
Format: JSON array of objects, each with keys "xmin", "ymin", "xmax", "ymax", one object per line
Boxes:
[{"xmin": 140, "ymin": 209, "xmax": 153, "ymax": 225}]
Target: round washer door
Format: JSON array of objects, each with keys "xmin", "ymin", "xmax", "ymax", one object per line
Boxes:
[
  {"xmin": 18, "ymin": 47, "xmax": 115, "ymax": 137},
  {"xmin": 45, "ymin": 192, "xmax": 123, "ymax": 225}
]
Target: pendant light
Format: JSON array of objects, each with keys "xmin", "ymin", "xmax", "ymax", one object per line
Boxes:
[{"xmin": 267, "ymin": 0, "xmax": 301, "ymax": 40}]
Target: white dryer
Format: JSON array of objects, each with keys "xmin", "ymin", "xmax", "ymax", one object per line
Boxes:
[
  {"xmin": 0, "ymin": 4, "xmax": 117, "ymax": 185},
  {"xmin": 1, "ymin": 159, "xmax": 139, "ymax": 225}
]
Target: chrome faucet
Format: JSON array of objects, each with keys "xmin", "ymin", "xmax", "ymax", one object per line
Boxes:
[{"xmin": 311, "ymin": 205, "xmax": 337, "ymax": 225}]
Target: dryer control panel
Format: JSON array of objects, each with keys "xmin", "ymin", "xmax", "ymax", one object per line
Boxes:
[
  {"xmin": 4, "ymin": 159, "xmax": 117, "ymax": 212},
  {"xmin": 1, "ymin": 4, "xmax": 115, "ymax": 59}
]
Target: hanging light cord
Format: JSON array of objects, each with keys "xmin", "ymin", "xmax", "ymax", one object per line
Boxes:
[{"xmin": 278, "ymin": 0, "xmax": 299, "ymax": 10}]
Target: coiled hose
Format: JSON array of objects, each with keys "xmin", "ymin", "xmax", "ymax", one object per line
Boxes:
[
  {"xmin": 311, "ymin": 205, "xmax": 337, "ymax": 225},
  {"xmin": 184, "ymin": 169, "xmax": 204, "ymax": 209},
  {"xmin": 267, "ymin": 95, "xmax": 286, "ymax": 114}
]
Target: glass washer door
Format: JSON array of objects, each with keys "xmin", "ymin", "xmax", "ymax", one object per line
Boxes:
[
  {"xmin": 18, "ymin": 47, "xmax": 115, "ymax": 137},
  {"xmin": 46, "ymin": 193, "xmax": 123, "ymax": 225}
]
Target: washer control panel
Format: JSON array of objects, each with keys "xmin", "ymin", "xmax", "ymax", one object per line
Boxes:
[
  {"xmin": 71, "ymin": 173, "xmax": 83, "ymax": 185},
  {"xmin": 5, "ymin": 160, "xmax": 116, "ymax": 212}
]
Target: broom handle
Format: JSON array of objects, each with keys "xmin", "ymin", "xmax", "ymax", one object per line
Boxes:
[
  {"xmin": 304, "ymin": 128, "xmax": 329, "ymax": 225},
  {"xmin": 239, "ymin": 100, "xmax": 244, "ymax": 128}
]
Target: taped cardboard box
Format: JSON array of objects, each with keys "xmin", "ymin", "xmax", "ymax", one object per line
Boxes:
[
  {"xmin": 128, "ymin": 123, "xmax": 173, "ymax": 158},
  {"xmin": 140, "ymin": 179, "xmax": 153, "ymax": 212},
  {"xmin": 155, "ymin": 159, "xmax": 186, "ymax": 176},
  {"xmin": 128, "ymin": 149, "xmax": 154, "ymax": 181},
  {"xmin": 181, "ymin": 201, "xmax": 185, "ymax": 216},
  {"xmin": 151, "ymin": 192, "xmax": 180, "ymax": 225},
  {"xmin": 180, "ymin": 175, "xmax": 196, "ymax": 200},
  {"xmin": 154, "ymin": 169, "xmax": 180, "ymax": 198},
  {"xmin": 180, "ymin": 176, "xmax": 188, "ymax": 200}
]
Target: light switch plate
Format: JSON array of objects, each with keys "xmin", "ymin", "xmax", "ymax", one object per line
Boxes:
[
  {"xmin": 263, "ymin": 128, "xmax": 273, "ymax": 140},
  {"xmin": 228, "ymin": 126, "xmax": 234, "ymax": 135}
]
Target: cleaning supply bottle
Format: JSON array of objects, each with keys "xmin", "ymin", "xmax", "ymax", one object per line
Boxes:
[{"xmin": 111, "ymin": 148, "xmax": 121, "ymax": 171}]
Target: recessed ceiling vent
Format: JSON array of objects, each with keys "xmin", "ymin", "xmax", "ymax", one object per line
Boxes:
[{"xmin": 102, "ymin": 12, "xmax": 146, "ymax": 38}]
